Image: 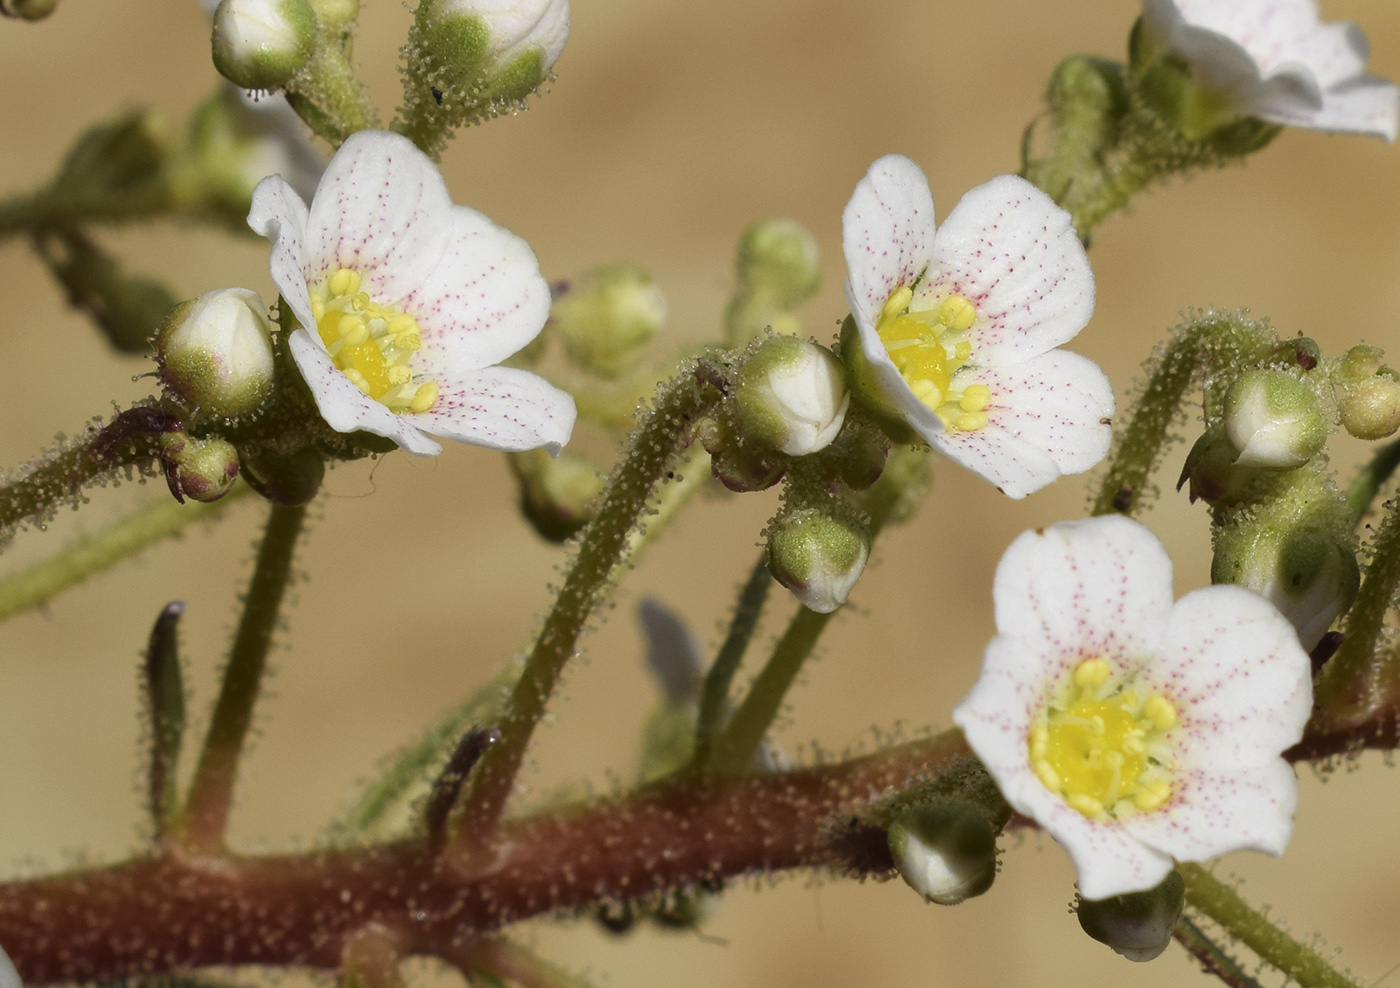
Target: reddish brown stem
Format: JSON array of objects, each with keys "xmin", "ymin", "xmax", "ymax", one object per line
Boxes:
[{"xmin": 0, "ymin": 732, "xmax": 970, "ymax": 985}]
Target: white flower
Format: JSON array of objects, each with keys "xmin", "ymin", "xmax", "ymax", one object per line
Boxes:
[
  {"xmin": 841, "ymin": 155, "xmax": 1113, "ymax": 499},
  {"xmin": 247, "ymin": 129, "xmax": 576, "ymax": 455},
  {"xmin": 1141, "ymin": 0, "xmax": 1399, "ymax": 141},
  {"xmin": 953, "ymin": 516, "xmax": 1312, "ymax": 900}
]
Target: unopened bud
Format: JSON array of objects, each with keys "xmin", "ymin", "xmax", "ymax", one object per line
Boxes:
[
  {"xmin": 1077, "ymin": 870, "xmax": 1185, "ymax": 962},
  {"xmin": 160, "ymin": 433, "xmax": 240, "ymax": 503},
  {"xmin": 765, "ymin": 505, "xmax": 869, "ymax": 613},
  {"xmin": 1177, "ymin": 428, "xmax": 1252, "ymax": 505},
  {"xmin": 701, "ymin": 417, "xmax": 787, "ymax": 492},
  {"xmin": 1213, "ymin": 525, "xmax": 1359, "ymax": 651},
  {"xmin": 212, "ymin": 0, "xmax": 317, "ymax": 91},
  {"xmin": 1223, "ymin": 370, "xmax": 1326, "ymax": 469},
  {"xmin": 509, "ymin": 447, "xmax": 604, "ymax": 542},
  {"xmin": 734, "ymin": 336, "xmax": 849, "ymax": 457},
  {"xmin": 415, "ymin": 0, "xmax": 570, "ymax": 105},
  {"xmin": 551, "ymin": 263, "xmax": 664, "ymax": 378},
  {"xmin": 1340, "ymin": 376, "xmax": 1400, "ymax": 441},
  {"xmin": 735, "ymin": 219, "xmax": 821, "ymax": 308},
  {"xmin": 887, "ymin": 801, "xmax": 998, "ymax": 905},
  {"xmin": 157, "ymin": 288, "xmax": 276, "ymax": 419},
  {"xmin": 1339, "ymin": 344, "xmax": 1385, "ymax": 381}
]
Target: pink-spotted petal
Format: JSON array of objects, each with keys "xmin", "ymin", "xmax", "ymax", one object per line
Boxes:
[
  {"xmin": 841, "ymin": 154, "xmax": 937, "ymax": 335},
  {"xmin": 989, "ymin": 517, "xmax": 1175, "ymax": 669},
  {"xmin": 923, "ymin": 175, "xmax": 1093, "ymax": 366},
  {"xmin": 247, "ymin": 173, "xmax": 315, "ymax": 331},
  {"xmin": 286, "ymin": 329, "xmax": 443, "ymax": 455},
  {"xmin": 1264, "ymin": 75, "xmax": 1400, "ymax": 139},
  {"xmin": 928, "ymin": 423, "xmax": 1060, "ymax": 500},
  {"xmin": 413, "ymin": 365, "xmax": 577, "ymax": 456},
  {"xmin": 1155, "ymin": 585, "xmax": 1313, "ymax": 763},
  {"xmin": 941, "ymin": 349, "xmax": 1114, "ymax": 489},
  {"xmin": 303, "ymin": 130, "xmax": 455, "ymax": 305},
  {"xmin": 407, "ymin": 205, "xmax": 552, "ymax": 374},
  {"xmin": 1125, "ymin": 759, "xmax": 1299, "ymax": 865}
]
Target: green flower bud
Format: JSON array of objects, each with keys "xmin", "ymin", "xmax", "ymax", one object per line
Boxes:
[
  {"xmin": 157, "ymin": 288, "xmax": 276, "ymax": 420},
  {"xmin": 508, "ymin": 447, "xmax": 605, "ymax": 542},
  {"xmin": 160, "ymin": 433, "xmax": 240, "ymax": 504},
  {"xmin": 551, "ymin": 263, "xmax": 665, "ymax": 378},
  {"xmin": 1177, "ymin": 428, "xmax": 1253, "ymax": 505},
  {"xmin": 414, "ymin": 0, "xmax": 569, "ymax": 106},
  {"xmin": 1213, "ymin": 524, "xmax": 1359, "ymax": 651},
  {"xmin": 1340, "ymin": 377, "xmax": 1400, "ymax": 441},
  {"xmin": 734, "ymin": 336, "xmax": 849, "ymax": 457},
  {"xmin": 2, "ymin": 0, "xmax": 58, "ymax": 19},
  {"xmin": 1223, "ymin": 370, "xmax": 1326, "ymax": 470},
  {"xmin": 1077, "ymin": 870, "xmax": 1185, "ymax": 962},
  {"xmin": 765, "ymin": 505, "xmax": 869, "ymax": 613},
  {"xmin": 735, "ymin": 219, "xmax": 821, "ymax": 309},
  {"xmin": 1340, "ymin": 344, "xmax": 1385, "ymax": 381},
  {"xmin": 887, "ymin": 801, "xmax": 998, "ymax": 905},
  {"xmin": 211, "ymin": 0, "xmax": 317, "ymax": 91}
]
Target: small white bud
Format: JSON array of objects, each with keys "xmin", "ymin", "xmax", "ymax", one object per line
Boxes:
[
  {"xmin": 735, "ymin": 336, "xmax": 850, "ymax": 456},
  {"xmin": 1077, "ymin": 871, "xmax": 1185, "ymax": 962},
  {"xmin": 157, "ymin": 287, "xmax": 276, "ymax": 419},
  {"xmin": 212, "ymin": 0, "xmax": 317, "ymax": 91},
  {"xmin": 417, "ymin": 0, "xmax": 570, "ymax": 101},
  {"xmin": 887, "ymin": 802, "xmax": 998, "ymax": 906},
  {"xmin": 1223, "ymin": 370, "xmax": 1326, "ymax": 469},
  {"xmin": 765, "ymin": 506, "xmax": 869, "ymax": 613}
]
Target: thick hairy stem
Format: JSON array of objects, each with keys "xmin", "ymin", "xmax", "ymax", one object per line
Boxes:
[
  {"xmin": 0, "ymin": 483, "xmax": 250, "ymax": 623},
  {"xmin": 1091, "ymin": 312, "xmax": 1273, "ymax": 517},
  {"xmin": 0, "ymin": 406, "xmax": 171, "ymax": 533},
  {"xmin": 0, "ymin": 732, "xmax": 969, "ymax": 985},
  {"xmin": 452, "ymin": 366, "xmax": 720, "ymax": 858},
  {"xmin": 1178, "ymin": 864, "xmax": 1361, "ymax": 988},
  {"xmin": 177, "ymin": 502, "xmax": 308, "ymax": 853}
]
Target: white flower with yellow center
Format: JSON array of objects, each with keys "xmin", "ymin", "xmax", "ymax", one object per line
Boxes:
[
  {"xmin": 953, "ymin": 516, "xmax": 1313, "ymax": 899},
  {"xmin": 1140, "ymin": 0, "xmax": 1399, "ymax": 141},
  {"xmin": 248, "ymin": 129, "xmax": 576, "ymax": 455},
  {"xmin": 841, "ymin": 155, "xmax": 1113, "ymax": 499}
]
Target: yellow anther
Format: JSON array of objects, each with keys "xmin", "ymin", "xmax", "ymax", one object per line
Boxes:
[
  {"xmin": 910, "ymin": 379, "xmax": 940, "ymax": 403},
  {"xmin": 938, "ymin": 294, "xmax": 977, "ymax": 331},
  {"xmin": 1074, "ymin": 658, "xmax": 1112, "ymax": 690},
  {"xmin": 328, "ymin": 268, "xmax": 361, "ymax": 296},
  {"xmin": 1133, "ymin": 780, "xmax": 1171, "ymax": 811},
  {"xmin": 1035, "ymin": 759, "xmax": 1061, "ymax": 792},
  {"xmin": 388, "ymin": 313, "xmax": 418, "ymax": 336},
  {"xmin": 954, "ymin": 412, "xmax": 989, "ymax": 431},
  {"xmin": 960, "ymin": 384, "xmax": 991, "ymax": 412},
  {"xmin": 1066, "ymin": 793, "xmax": 1104, "ymax": 817},
  {"xmin": 311, "ymin": 299, "xmax": 326, "ymax": 321},
  {"xmin": 409, "ymin": 380, "xmax": 439, "ymax": 412},
  {"xmin": 1143, "ymin": 695, "xmax": 1177, "ymax": 731},
  {"xmin": 387, "ymin": 365, "xmax": 412, "ymax": 386},
  {"xmin": 881, "ymin": 287, "xmax": 914, "ymax": 320},
  {"xmin": 954, "ymin": 341, "xmax": 972, "ymax": 361},
  {"xmin": 343, "ymin": 368, "xmax": 372, "ymax": 394}
]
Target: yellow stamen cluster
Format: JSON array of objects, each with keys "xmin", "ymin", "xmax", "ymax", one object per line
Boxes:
[
  {"xmin": 312, "ymin": 268, "xmax": 439, "ymax": 414},
  {"xmin": 876, "ymin": 287, "xmax": 990, "ymax": 432},
  {"xmin": 1029, "ymin": 657, "xmax": 1177, "ymax": 820}
]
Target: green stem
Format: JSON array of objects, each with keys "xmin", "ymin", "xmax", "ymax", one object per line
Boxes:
[
  {"xmin": 690, "ymin": 553, "xmax": 772, "ymax": 768},
  {"xmin": 1345, "ymin": 436, "xmax": 1400, "ymax": 528},
  {"xmin": 1179, "ymin": 864, "xmax": 1361, "ymax": 988},
  {"xmin": 287, "ymin": 40, "xmax": 375, "ymax": 148},
  {"xmin": 706, "ymin": 605, "xmax": 832, "ymax": 775},
  {"xmin": 1313, "ymin": 497, "xmax": 1400, "ymax": 724},
  {"xmin": 177, "ymin": 502, "xmax": 308, "ymax": 853},
  {"xmin": 1173, "ymin": 916, "xmax": 1269, "ymax": 988},
  {"xmin": 0, "ymin": 484, "xmax": 250, "ymax": 623},
  {"xmin": 451, "ymin": 365, "xmax": 719, "ymax": 857},
  {"xmin": 0, "ymin": 406, "xmax": 169, "ymax": 534},
  {"xmin": 1091, "ymin": 312, "xmax": 1273, "ymax": 517}
]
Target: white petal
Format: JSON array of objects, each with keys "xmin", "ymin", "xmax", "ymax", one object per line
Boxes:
[
  {"xmin": 1260, "ymin": 75, "xmax": 1400, "ymax": 140},
  {"xmin": 954, "ymin": 638, "xmax": 1176, "ymax": 900},
  {"xmin": 932, "ymin": 350, "xmax": 1114, "ymax": 497},
  {"xmin": 1125, "ymin": 759, "xmax": 1299, "ymax": 865},
  {"xmin": 247, "ymin": 172, "xmax": 315, "ymax": 331},
  {"xmin": 925, "ymin": 175, "xmax": 1093, "ymax": 366},
  {"xmin": 406, "ymin": 205, "xmax": 552, "ymax": 373},
  {"xmin": 303, "ymin": 131, "xmax": 455, "ymax": 305},
  {"xmin": 841, "ymin": 154, "xmax": 937, "ymax": 333},
  {"xmin": 1154, "ymin": 585, "xmax": 1313, "ymax": 764},
  {"xmin": 990, "ymin": 518, "xmax": 1175, "ymax": 667},
  {"xmin": 286, "ymin": 329, "xmax": 442, "ymax": 455},
  {"xmin": 414, "ymin": 365, "xmax": 577, "ymax": 455}
]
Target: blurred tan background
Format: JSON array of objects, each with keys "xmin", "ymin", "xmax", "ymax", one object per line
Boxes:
[{"xmin": 3, "ymin": 0, "xmax": 1400, "ymax": 985}]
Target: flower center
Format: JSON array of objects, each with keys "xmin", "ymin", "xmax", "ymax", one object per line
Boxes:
[
  {"xmin": 311, "ymin": 268, "xmax": 439, "ymax": 414},
  {"xmin": 875, "ymin": 287, "xmax": 990, "ymax": 432},
  {"xmin": 1029, "ymin": 657, "xmax": 1177, "ymax": 819}
]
